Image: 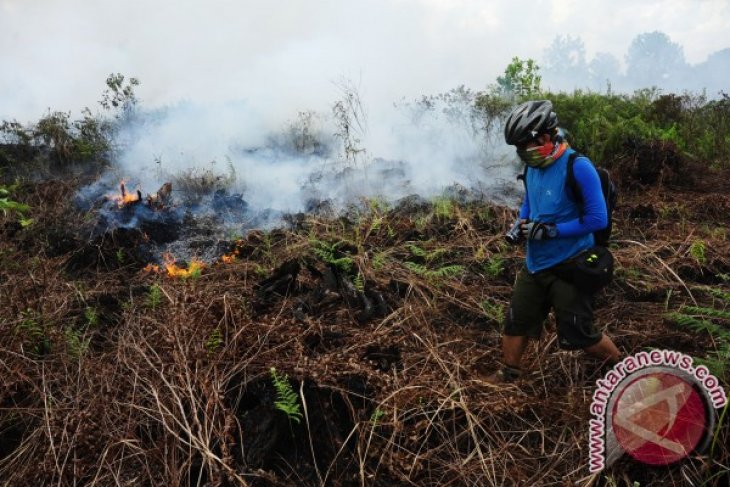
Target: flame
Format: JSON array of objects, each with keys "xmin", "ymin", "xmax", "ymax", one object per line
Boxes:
[
  {"xmin": 142, "ymin": 254, "xmax": 206, "ymax": 278},
  {"xmin": 114, "ymin": 180, "xmax": 140, "ymax": 207},
  {"xmin": 220, "ymin": 248, "xmax": 239, "ymax": 264},
  {"xmin": 162, "ymin": 253, "xmax": 205, "ymax": 278}
]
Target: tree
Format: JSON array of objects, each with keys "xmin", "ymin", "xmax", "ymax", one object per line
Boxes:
[
  {"xmin": 541, "ymin": 35, "xmax": 589, "ymax": 91},
  {"xmin": 694, "ymin": 48, "xmax": 730, "ymax": 95},
  {"xmin": 588, "ymin": 52, "xmax": 622, "ymax": 92},
  {"xmin": 494, "ymin": 57, "xmax": 541, "ymax": 99},
  {"xmin": 625, "ymin": 31, "xmax": 687, "ymax": 90}
]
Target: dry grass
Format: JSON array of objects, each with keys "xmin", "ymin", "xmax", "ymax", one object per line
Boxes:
[{"xmin": 1, "ymin": 173, "xmax": 729, "ymax": 486}]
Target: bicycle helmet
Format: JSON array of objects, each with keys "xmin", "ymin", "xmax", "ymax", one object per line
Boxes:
[{"xmin": 503, "ymin": 100, "xmax": 558, "ymax": 146}]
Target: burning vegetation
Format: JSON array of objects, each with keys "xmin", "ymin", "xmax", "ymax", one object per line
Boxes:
[
  {"xmin": 1, "ymin": 82, "xmax": 730, "ymax": 486},
  {"xmin": 2, "ymin": 158, "xmax": 730, "ymax": 485}
]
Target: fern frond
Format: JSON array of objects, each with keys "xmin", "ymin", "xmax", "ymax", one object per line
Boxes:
[
  {"xmin": 407, "ymin": 244, "xmax": 427, "ymax": 258},
  {"xmin": 682, "ymin": 306, "xmax": 730, "ymax": 321},
  {"xmin": 666, "ymin": 312, "xmax": 730, "ymax": 340},
  {"xmin": 429, "ymin": 265, "xmax": 464, "ymax": 278},
  {"xmin": 354, "ymin": 273, "xmax": 365, "ymax": 293},
  {"xmin": 706, "ymin": 288, "xmax": 730, "ymax": 303},
  {"xmin": 270, "ymin": 367, "xmax": 302, "ymax": 424},
  {"xmin": 403, "ymin": 261, "xmax": 428, "ymax": 276}
]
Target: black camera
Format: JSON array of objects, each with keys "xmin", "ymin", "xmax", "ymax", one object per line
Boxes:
[{"xmin": 505, "ymin": 220, "xmax": 524, "ymax": 245}]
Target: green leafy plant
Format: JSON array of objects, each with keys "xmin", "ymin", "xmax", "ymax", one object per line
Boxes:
[
  {"xmin": 482, "ymin": 257, "xmax": 505, "ymax": 278},
  {"xmin": 205, "ymin": 327, "xmax": 223, "ymax": 355},
  {"xmin": 407, "ymin": 244, "xmax": 448, "ymax": 263},
  {"xmin": 84, "ymin": 307, "xmax": 99, "ymax": 328},
  {"xmin": 370, "ymin": 407, "xmax": 385, "ymax": 425},
  {"xmin": 494, "ymin": 57, "xmax": 542, "ymax": 99},
  {"xmin": 147, "ymin": 283, "xmax": 162, "ymax": 309},
  {"xmin": 310, "ymin": 239, "xmax": 354, "ymax": 273},
  {"xmin": 372, "ymin": 251, "xmax": 387, "ymax": 271},
  {"xmin": 99, "ymin": 72, "xmax": 140, "ymax": 115},
  {"xmin": 665, "ymin": 290, "xmax": 730, "ymax": 378},
  {"xmin": 689, "ymin": 239, "xmax": 707, "ymax": 265},
  {"xmin": 354, "ymin": 273, "xmax": 365, "ymax": 293},
  {"xmin": 270, "ymin": 367, "xmax": 302, "ymax": 424},
  {"xmin": 0, "ymin": 185, "xmax": 30, "ymax": 218},
  {"xmin": 65, "ymin": 327, "xmax": 91, "ymax": 359},
  {"xmin": 432, "ymin": 197, "xmax": 454, "ymax": 220},
  {"xmin": 481, "ymin": 300, "xmax": 505, "ymax": 324},
  {"xmin": 14, "ymin": 309, "xmax": 48, "ymax": 355},
  {"xmin": 403, "ymin": 261, "xmax": 464, "ymax": 280}
]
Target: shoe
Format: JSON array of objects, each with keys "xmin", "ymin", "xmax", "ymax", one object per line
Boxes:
[
  {"xmin": 476, "ymin": 363, "xmax": 522, "ymax": 384},
  {"xmin": 484, "ymin": 365, "xmax": 522, "ymax": 384}
]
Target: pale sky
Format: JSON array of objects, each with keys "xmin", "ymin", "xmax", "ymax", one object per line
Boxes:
[{"xmin": 1, "ymin": 0, "xmax": 728, "ymax": 121}]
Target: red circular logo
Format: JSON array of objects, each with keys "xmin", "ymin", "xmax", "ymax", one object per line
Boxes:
[{"xmin": 611, "ymin": 372, "xmax": 707, "ymax": 465}]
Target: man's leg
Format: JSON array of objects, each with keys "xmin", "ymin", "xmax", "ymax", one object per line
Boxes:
[
  {"xmin": 550, "ymin": 274, "xmax": 621, "ymax": 365},
  {"xmin": 503, "ymin": 335, "xmax": 529, "ymax": 368},
  {"xmin": 584, "ymin": 333, "xmax": 621, "ymax": 365},
  {"xmin": 478, "ymin": 269, "xmax": 548, "ymax": 382}
]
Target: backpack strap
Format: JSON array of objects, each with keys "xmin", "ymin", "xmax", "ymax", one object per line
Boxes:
[
  {"xmin": 517, "ymin": 165, "xmax": 528, "ymax": 191},
  {"xmin": 565, "ymin": 151, "xmax": 585, "ymax": 222},
  {"xmin": 566, "ymin": 151, "xmax": 582, "ymax": 205}
]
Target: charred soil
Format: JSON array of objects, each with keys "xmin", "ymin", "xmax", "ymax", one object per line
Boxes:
[{"xmin": 1, "ymin": 162, "xmax": 729, "ymax": 486}]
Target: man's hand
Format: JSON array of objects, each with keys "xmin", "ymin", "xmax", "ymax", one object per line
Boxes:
[{"xmin": 520, "ymin": 221, "xmax": 558, "ymax": 240}]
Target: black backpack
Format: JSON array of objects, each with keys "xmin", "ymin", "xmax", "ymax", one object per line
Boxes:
[{"xmin": 519, "ymin": 151, "xmax": 617, "ymax": 247}]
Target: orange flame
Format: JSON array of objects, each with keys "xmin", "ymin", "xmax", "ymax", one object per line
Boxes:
[
  {"xmin": 220, "ymin": 248, "xmax": 239, "ymax": 264},
  {"xmin": 162, "ymin": 253, "xmax": 205, "ymax": 278},
  {"xmin": 114, "ymin": 180, "xmax": 140, "ymax": 207},
  {"xmin": 142, "ymin": 254, "xmax": 206, "ymax": 278}
]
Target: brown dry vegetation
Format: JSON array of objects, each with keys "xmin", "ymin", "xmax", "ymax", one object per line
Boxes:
[{"xmin": 1, "ymin": 155, "xmax": 729, "ymax": 486}]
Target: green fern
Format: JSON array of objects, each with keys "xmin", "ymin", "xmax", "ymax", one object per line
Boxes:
[
  {"xmin": 310, "ymin": 239, "xmax": 354, "ymax": 273},
  {"xmin": 14, "ymin": 309, "xmax": 48, "ymax": 355},
  {"xmin": 403, "ymin": 261, "xmax": 429, "ymax": 276},
  {"xmin": 354, "ymin": 273, "xmax": 365, "ymax": 293},
  {"xmin": 481, "ymin": 300, "xmax": 505, "ymax": 324},
  {"xmin": 689, "ymin": 239, "xmax": 707, "ymax": 265},
  {"xmin": 369, "ymin": 215, "xmax": 383, "ymax": 232},
  {"xmin": 407, "ymin": 244, "xmax": 448, "ymax": 263},
  {"xmin": 205, "ymin": 327, "xmax": 223, "ymax": 355},
  {"xmin": 681, "ymin": 306, "xmax": 730, "ymax": 321},
  {"xmin": 270, "ymin": 367, "xmax": 302, "ymax": 424},
  {"xmin": 666, "ymin": 299, "xmax": 730, "ymax": 378},
  {"xmin": 707, "ymin": 287, "xmax": 730, "ymax": 303},
  {"xmin": 432, "ymin": 197, "xmax": 454, "ymax": 220},
  {"xmin": 482, "ymin": 257, "xmax": 504, "ymax": 278},
  {"xmin": 84, "ymin": 307, "xmax": 99, "ymax": 327},
  {"xmin": 372, "ymin": 252, "xmax": 387, "ymax": 271},
  {"xmin": 403, "ymin": 261, "xmax": 464, "ymax": 280},
  {"xmin": 407, "ymin": 244, "xmax": 427, "ymax": 258},
  {"xmin": 147, "ymin": 283, "xmax": 162, "ymax": 309},
  {"xmin": 65, "ymin": 327, "xmax": 90, "ymax": 359},
  {"xmin": 666, "ymin": 312, "xmax": 726, "ymax": 337},
  {"xmin": 428, "ymin": 265, "xmax": 464, "ymax": 278}
]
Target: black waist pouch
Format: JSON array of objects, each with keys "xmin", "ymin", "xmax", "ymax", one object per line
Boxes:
[{"xmin": 549, "ymin": 246, "xmax": 614, "ymax": 293}]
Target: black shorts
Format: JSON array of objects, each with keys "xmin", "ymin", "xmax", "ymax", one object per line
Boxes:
[{"xmin": 504, "ymin": 267, "xmax": 602, "ymax": 350}]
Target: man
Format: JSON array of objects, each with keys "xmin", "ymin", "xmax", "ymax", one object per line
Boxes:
[{"xmin": 486, "ymin": 100, "xmax": 621, "ymax": 383}]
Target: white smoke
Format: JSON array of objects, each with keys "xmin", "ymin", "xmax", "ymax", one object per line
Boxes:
[{"xmin": 110, "ymin": 89, "xmax": 518, "ymax": 218}]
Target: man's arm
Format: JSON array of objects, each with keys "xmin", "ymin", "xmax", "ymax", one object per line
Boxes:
[
  {"xmin": 519, "ymin": 192, "xmax": 530, "ymax": 220},
  {"xmin": 555, "ymin": 158, "xmax": 608, "ymax": 237}
]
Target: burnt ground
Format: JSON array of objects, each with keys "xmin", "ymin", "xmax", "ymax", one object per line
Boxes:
[{"xmin": 0, "ymin": 156, "xmax": 729, "ymax": 486}]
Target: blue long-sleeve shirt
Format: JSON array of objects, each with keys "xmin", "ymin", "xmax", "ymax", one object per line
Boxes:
[
  {"xmin": 519, "ymin": 150, "xmax": 607, "ymax": 272},
  {"xmin": 519, "ymin": 155, "xmax": 607, "ymax": 237}
]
